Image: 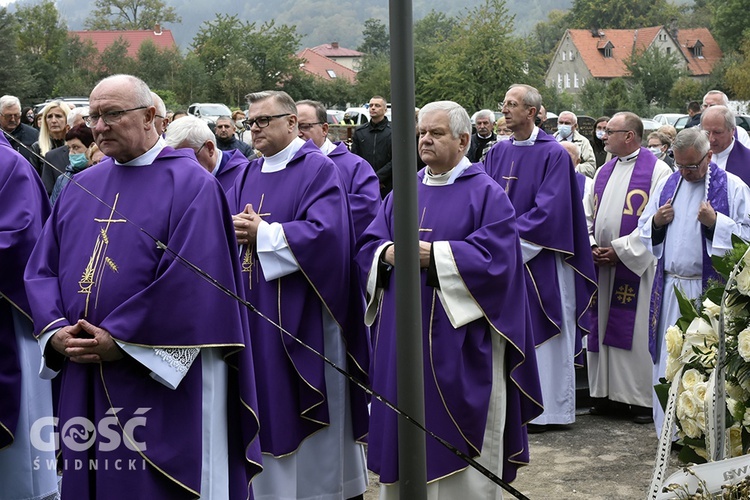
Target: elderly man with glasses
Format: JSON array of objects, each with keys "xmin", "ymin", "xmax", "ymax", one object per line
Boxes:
[
  {"xmin": 639, "ymin": 127, "xmax": 750, "ymax": 435},
  {"xmin": 229, "ymin": 90, "xmax": 370, "ymax": 500},
  {"xmin": 0, "ymin": 95, "xmax": 39, "ymax": 163},
  {"xmin": 24, "ymin": 74, "xmax": 262, "ymax": 498},
  {"xmin": 584, "ymin": 111, "xmax": 672, "ymax": 424}
]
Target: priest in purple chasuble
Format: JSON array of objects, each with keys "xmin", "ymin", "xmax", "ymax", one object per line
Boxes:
[
  {"xmin": 357, "ymin": 101, "xmax": 542, "ymax": 497},
  {"xmin": 23, "ymin": 75, "xmax": 262, "ymax": 499},
  {"xmin": 164, "ymin": 115, "xmax": 249, "ymax": 194},
  {"xmin": 229, "ymin": 91, "xmax": 369, "ymax": 500},
  {"xmin": 639, "ymin": 127, "xmax": 750, "ymax": 435},
  {"xmin": 0, "ymin": 132, "xmax": 58, "ymax": 500},
  {"xmin": 701, "ymin": 105, "xmax": 750, "ymax": 186},
  {"xmin": 296, "ymin": 100, "xmax": 381, "ymax": 240},
  {"xmin": 483, "ymin": 84, "xmax": 596, "ymax": 428},
  {"xmin": 583, "ymin": 112, "xmax": 672, "ymax": 420}
]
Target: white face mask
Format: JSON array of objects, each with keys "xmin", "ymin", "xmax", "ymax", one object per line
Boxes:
[
  {"xmin": 595, "ymin": 130, "xmax": 606, "ymax": 140},
  {"xmin": 648, "ymin": 146, "xmax": 663, "ymax": 156},
  {"xmin": 557, "ymin": 124, "xmax": 572, "ymax": 138},
  {"xmin": 497, "ymin": 135, "xmax": 511, "ymax": 142}
]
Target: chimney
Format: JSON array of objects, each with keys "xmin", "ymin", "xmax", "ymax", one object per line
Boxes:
[
  {"xmin": 154, "ymin": 23, "xmax": 162, "ymax": 35},
  {"xmin": 331, "ymin": 41, "xmax": 339, "ymax": 49}
]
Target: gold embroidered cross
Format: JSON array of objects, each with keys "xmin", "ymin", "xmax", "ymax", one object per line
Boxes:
[
  {"xmin": 242, "ymin": 193, "xmax": 272, "ymax": 288},
  {"xmin": 615, "ymin": 284, "xmax": 636, "ymax": 305}
]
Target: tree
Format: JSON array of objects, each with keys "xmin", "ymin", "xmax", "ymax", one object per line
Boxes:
[
  {"xmin": 356, "ymin": 18, "xmax": 389, "ymax": 57},
  {"xmin": 533, "ymin": 10, "xmax": 571, "ymax": 56},
  {"xmin": 0, "ymin": 8, "xmax": 35, "ymax": 102},
  {"xmin": 98, "ymin": 38, "xmax": 135, "ymax": 77},
  {"xmin": 134, "ymin": 40, "xmax": 183, "ymax": 92},
  {"xmin": 578, "ymin": 79, "xmax": 608, "ymax": 117},
  {"xmin": 669, "ymin": 77, "xmax": 704, "ymax": 109},
  {"xmin": 414, "ymin": 11, "xmax": 458, "ymax": 106},
  {"xmin": 602, "ymin": 78, "xmax": 631, "ymax": 116},
  {"xmin": 626, "ymin": 46, "xmax": 684, "ymax": 107},
  {"xmin": 725, "ymin": 39, "xmax": 750, "ymax": 99},
  {"xmin": 568, "ymin": 0, "xmax": 680, "ymax": 30},
  {"xmin": 418, "ymin": 0, "xmax": 526, "ymax": 111},
  {"xmin": 354, "ymin": 54, "xmax": 391, "ymax": 103},
  {"xmin": 709, "ymin": 0, "xmax": 750, "ymax": 53},
  {"xmin": 53, "ymin": 34, "xmax": 100, "ymax": 96},
  {"xmin": 84, "ymin": 0, "xmax": 181, "ymax": 31}
]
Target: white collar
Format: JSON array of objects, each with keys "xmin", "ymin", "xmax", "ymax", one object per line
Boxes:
[
  {"xmin": 262, "ymin": 137, "xmax": 305, "ymax": 173},
  {"xmin": 320, "ymin": 138, "xmax": 336, "ymax": 156},
  {"xmin": 211, "ymin": 148, "xmax": 223, "ymax": 176},
  {"xmin": 115, "ymin": 137, "xmax": 166, "ymax": 166},
  {"xmin": 617, "ymin": 148, "xmax": 640, "ymax": 163},
  {"xmin": 713, "ymin": 138, "xmax": 735, "ymax": 160},
  {"xmin": 423, "ymin": 157, "xmax": 472, "ymax": 186},
  {"xmin": 511, "ymin": 127, "xmax": 540, "ymax": 147}
]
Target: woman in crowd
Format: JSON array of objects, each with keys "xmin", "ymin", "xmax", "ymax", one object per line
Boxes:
[
  {"xmin": 30, "ymin": 100, "xmax": 71, "ymax": 175},
  {"xmin": 49, "ymin": 124, "xmax": 95, "ymax": 205},
  {"xmin": 591, "ymin": 116, "xmax": 611, "ymax": 168}
]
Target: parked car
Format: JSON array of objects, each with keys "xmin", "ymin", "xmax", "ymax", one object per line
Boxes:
[
  {"xmin": 674, "ymin": 115, "xmax": 689, "ymax": 130},
  {"xmin": 34, "ymin": 97, "xmax": 89, "ymax": 115},
  {"xmin": 327, "ymin": 110, "xmax": 345, "ymax": 124},
  {"xmin": 342, "ymin": 107, "xmax": 392, "ymax": 125},
  {"xmin": 187, "ymin": 103, "xmax": 232, "ymax": 124},
  {"xmin": 653, "ymin": 113, "xmax": 687, "ymax": 126},
  {"xmin": 674, "ymin": 114, "xmax": 750, "ymax": 132}
]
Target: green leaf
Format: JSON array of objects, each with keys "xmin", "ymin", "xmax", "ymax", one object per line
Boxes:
[
  {"xmin": 675, "ymin": 286, "xmax": 699, "ymax": 323},
  {"xmin": 654, "ymin": 382, "xmax": 670, "ymax": 411},
  {"xmin": 677, "ymin": 440, "xmax": 708, "ymax": 464}
]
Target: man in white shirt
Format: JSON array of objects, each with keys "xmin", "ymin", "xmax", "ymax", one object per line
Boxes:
[{"xmin": 701, "ymin": 105, "xmax": 750, "ymax": 186}]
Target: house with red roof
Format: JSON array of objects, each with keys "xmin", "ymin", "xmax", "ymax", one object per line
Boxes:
[
  {"xmin": 297, "ymin": 48, "xmax": 358, "ymax": 83},
  {"xmin": 545, "ymin": 26, "xmax": 722, "ymax": 94},
  {"xmin": 309, "ymin": 42, "xmax": 363, "ymax": 72},
  {"xmin": 68, "ymin": 24, "xmax": 177, "ymax": 59}
]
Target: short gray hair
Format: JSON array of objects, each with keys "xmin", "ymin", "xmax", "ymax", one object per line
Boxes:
[
  {"xmin": 68, "ymin": 106, "xmax": 89, "ymax": 127},
  {"xmin": 418, "ymin": 101, "xmax": 471, "ymax": 138},
  {"xmin": 164, "ymin": 115, "xmax": 215, "ymax": 149},
  {"xmin": 703, "ymin": 90, "xmax": 729, "ymax": 106},
  {"xmin": 673, "ymin": 127, "xmax": 710, "ymax": 157},
  {"xmin": 559, "ymin": 111, "xmax": 578, "ymax": 125},
  {"xmin": 245, "ymin": 90, "xmax": 297, "ymax": 115},
  {"xmin": 509, "ymin": 84, "xmax": 542, "ymax": 117},
  {"xmin": 151, "ymin": 92, "xmax": 166, "ymax": 117},
  {"xmin": 474, "ymin": 109, "xmax": 494, "ymax": 123},
  {"xmin": 216, "ymin": 115, "xmax": 236, "ymax": 128},
  {"xmin": 701, "ymin": 105, "xmax": 735, "ymax": 131},
  {"xmin": 0, "ymin": 95, "xmax": 21, "ymax": 112}
]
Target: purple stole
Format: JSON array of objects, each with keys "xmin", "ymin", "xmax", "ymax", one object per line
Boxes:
[
  {"xmin": 588, "ymin": 148, "xmax": 656, "ymax": 352},
  {"xmin": 726, "ymin": 139, "xmax": 750, "ymax": 187},
  {"xmin": 648, "ymin": 163, "xmax": 729, "ymax": 361}
]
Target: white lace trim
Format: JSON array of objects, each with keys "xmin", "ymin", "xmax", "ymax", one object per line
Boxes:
[{"xmin": 153, "ymin": 347, "xmax": 200, "ymax": 375}]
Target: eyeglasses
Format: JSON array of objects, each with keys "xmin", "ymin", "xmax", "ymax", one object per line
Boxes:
[
  {"xmin": 298, "ymin": 122, "xmax": 323, "ymax": 131},
  {"xmin": 84, "ymin": 106, "xmax": 148, "ymax": 128},
  {"xmin": 1, "ymin": 113, "xmax": 20, "ymax": 121},
  {"xmin": 675, "ymin": 152, "xmax": 708, "ymax": 170},
  {"xmin": 243, "ymin": 114, "xmax": 290, "ymax": 129},
  {"xmin": 500, "ymin": 101, "xmax": 524, "ymax": 110},
  {"xmin": 603, "ymin": 129, "xmax": 630, "ymax": 136},
  {"xmin": 195, "ymin": 142, "xmax": 208, "ymax": 156}
]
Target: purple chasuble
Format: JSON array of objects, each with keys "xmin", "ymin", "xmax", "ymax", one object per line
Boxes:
[
  {"xmin": 328, "ymin": 141, "xmax": 381, "ymax": 239},
  {"xmin": 227, "ymin": 140, "xmax": 370, "ymax": 457},
  {"xmin": 648, "ymin": 163, "xmax": 729, "ymax": 361},
  {"xmin": 588, "ymin": 148, "xmax": 656, "ymax": 352},
  {"xmin": 216, "ymin": 148, "xmax": 250, "ymax": 193},
  {"xmin": 356, "ymin": 164, "xmax": 543, "ymax": 484},
  {"xmin": 24, "ymin": 147, "xmax": 262, "ymax": 499},
  {"xmin": 483, "ymin": 130, "xmax": 596, "ymax": 358},
  {"xmin": 725, "ymin": 140, "xmax": 750, "ymax": 187},
  {"xmin": 0, "ymin": 133, "xmax": 50, "ymax": 450}
]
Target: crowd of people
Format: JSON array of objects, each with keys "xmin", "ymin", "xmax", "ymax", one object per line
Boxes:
[{"xmin": 2, "ymin": 74, "xmax": 750, "ymax": 500}]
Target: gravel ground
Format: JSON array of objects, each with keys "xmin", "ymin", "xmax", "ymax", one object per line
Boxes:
[{"xmin": 364, "ymin": 409, "xmax": 683, "ymax": 499}]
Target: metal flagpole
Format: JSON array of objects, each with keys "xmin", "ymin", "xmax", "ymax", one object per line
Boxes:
[{"xmin": 389, "ymin": 0, "xmax": 428, "ymax": 496}]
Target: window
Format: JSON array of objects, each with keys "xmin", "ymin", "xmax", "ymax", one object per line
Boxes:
[
  {"xmin": 565, "ymin": 73, "xmax": 570, "ymax": 88},
  {"xmin": 574, "ymin": 73, "xmax": 579, "ymax": 88},
  {"xmin": 604, "ymin": 46, "xmax": 612, "ymax": 58},
  {"xmin": 666, "ymin": 47, "xmax": 671, "ymax": 55},
  {"xmin": 557, "ymin": 73, "xmax": 562, "ymax": 90},
  {"xmin": 326, "ymin": 70, "xmax": 337, "ymax": 78},
  {"xmin": 694, "ymin": 45, "xmax": 703, "ymax": 58},
  {"xmin": 569, "ymin": 50, "xmax": 573, "ymax": 60},
  {"xmin": 562, "ymin": 51, "xmax": 566, "ymax": 61}
]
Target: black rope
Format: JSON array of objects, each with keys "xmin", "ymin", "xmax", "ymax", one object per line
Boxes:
[{"xmin": 4, "ymin": 131, "xmax": 531, "ymax": 500}]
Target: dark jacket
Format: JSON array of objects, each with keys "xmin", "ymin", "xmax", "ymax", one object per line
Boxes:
[
  {"xmin": 41, "ymin": 145, "xmax": 70, "ymax": 195},
  {"xmin": 351, "ymin": 117, "xmax": 392, "ymax": 198},
  {"xmin": 4, "ymin": 123, "xmax": 39, "ymax": 164},
  {"xmin": 466, "ymin": 132, "xmax": 496, "ymax": 163},
  {"xmin": 215, "ymin": 135, "xmax": 255, "ymax": 159},
  {"xmin": 685, "ymin": 113, "xmax": 701, "ymax": 129}
]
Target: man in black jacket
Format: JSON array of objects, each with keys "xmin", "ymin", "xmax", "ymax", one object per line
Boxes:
[
  {"xmin": 351, "ymin": 96, "xmax": 392, "ymax": 198},
  {"xmin": 214, "ymin": 115, "xmax": 255, "ymax": 159},
  {"xmin": 0, "ymin": 95, "xmax": 39, "ymax": 163},
  {"xmin": 466, "ymin": 109, "xmax": 496, "ymax": 163}
]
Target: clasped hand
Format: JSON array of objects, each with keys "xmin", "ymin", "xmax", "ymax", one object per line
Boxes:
[{"xmin": 50, "ymin": 319, "xmax": 123, "ymax": 363}]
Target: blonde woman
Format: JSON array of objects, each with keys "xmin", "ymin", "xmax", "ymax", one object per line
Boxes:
[{"xmin": 31, "ymin": 100, "xmax": 71, "ymax": 175}]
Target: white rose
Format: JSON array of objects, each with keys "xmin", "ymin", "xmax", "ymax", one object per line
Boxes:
[
  {"xmin": 665, "ymin": 325, "xmax": 684, "ymax": 359},
  {"xmin": 736, "ymin": 266, "xmax": 750, "ymax": 296},
  {"xmin": 695, "ymin": 409, "xmax": 707, "ymax": 433},
  {"xmin": 692, "ymin": 382, "xmax": 708, "ymax": 405},
  {"xmin": 665, "ymin": 356, "xmax": 681, "ymax": 382},
  {"xmin": 681, "ymin": 416, "xmax": 703, "ymax": 439},
  {"xmin": 678, "ymin": 390, "xmax": 699, "ymax": 419},
  {"xmin": 738, "ymin": 328, "xmax": 750, "ymax": 362},
  {"xmin": 682, "ymin": 318, "xmax": 719, "ymax": 361},
  {"xmin": 681, "ymin": 368, "xmax": 705, "ymax": 391},
  {"xmin": 703, "ymin": 298, "xmax": 721, "ymax": 318}
]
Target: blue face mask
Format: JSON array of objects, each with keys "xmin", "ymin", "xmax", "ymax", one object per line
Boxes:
[
  {"xmin": 69, "ymin": 153, "xmax": 88, "ymax": 168},
  {"xmin": 557, "ymin": 124, "xmax": 573, "ymax": 139}
]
